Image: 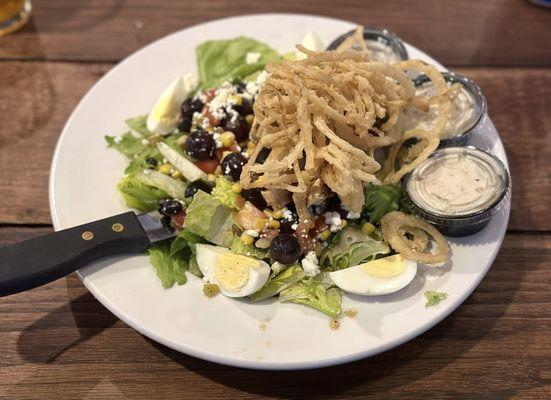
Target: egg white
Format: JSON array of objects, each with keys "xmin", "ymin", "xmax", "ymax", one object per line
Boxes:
[
  {"xmin": 329, "ymin": 256, "xmax": 417, "ymax": 296},
  {"xmin": 146, "ymin": 76, "xmax": 191, "ymax": 134},
  {"xmin": 196, "ymin": 244, "xmax": 270, "ymax": 298}
]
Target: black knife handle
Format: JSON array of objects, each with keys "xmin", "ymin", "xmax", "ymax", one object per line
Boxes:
[{"xmin": 0, "ymin": 211, "xmax": 150, "ymax": 297}]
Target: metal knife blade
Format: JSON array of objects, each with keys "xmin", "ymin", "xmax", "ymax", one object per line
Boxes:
[{"xmin": 136, "ymin": 212, "xmax": 178, "ymax": 244}]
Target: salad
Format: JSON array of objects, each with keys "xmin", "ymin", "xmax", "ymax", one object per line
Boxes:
[{"xmin": 105, "ymin": 29, "xmax": 471, "ymax": 322}]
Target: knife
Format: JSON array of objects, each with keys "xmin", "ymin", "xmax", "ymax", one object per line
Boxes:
[{"xmin": 0, "ymin": 211, "xmax": 176, "ymax": 297}]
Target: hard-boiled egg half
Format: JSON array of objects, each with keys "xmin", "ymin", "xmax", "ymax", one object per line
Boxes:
[
  {"xmin": 329, "ymin": 254, "xmax": 417, "ymax": 296},
  {"xmin": 146, "ymin": 73, "xmax": 198, "ymax": 135},
  {"xmin": 196, "ymin": 244, "xmax": 270, "ymax": 298}
]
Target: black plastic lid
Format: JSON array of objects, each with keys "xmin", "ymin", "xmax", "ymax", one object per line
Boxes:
[{"xmin": 327, "ymin": 27, "xmax": 408, "ymax": 62}]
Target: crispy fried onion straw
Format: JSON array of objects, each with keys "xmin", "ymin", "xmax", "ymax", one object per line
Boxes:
[
  {"xmin": 240, "ymin": 33, "xmax": 455, "ymax": 222},
  {"xmin": 381, "ymin": 212, "xmax": 449, "ymax": 264}
]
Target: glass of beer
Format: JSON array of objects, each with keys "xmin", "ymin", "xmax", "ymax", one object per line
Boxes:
[{"xmin": 0, "ymin": 0, "xmax": 31, "ymax": 37}]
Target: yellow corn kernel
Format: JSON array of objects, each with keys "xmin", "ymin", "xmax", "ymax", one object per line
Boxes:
[
  {"xmin": 245, "ymin": 114, "xmax": 254, "ymax": 125},
  {"xmin": 171, "ymin": 170, "xmax": 182, "ymax": 179},
  {"xmin": 340, "ymin": 219, "xmax": 348, "ymax": 229},
  {"xmin": 158, "ymin": 163, "xmax": 172, "ymax": 175},
  {"xmin": 272, "ymin": 209, "xmax": 283, "ymax": 219},
  {"xmin": 267, "ymin": 219, "xmax": 280, "ymax": 229},
  {"xmin": 220, "ymin": 131, "xmax": 236, "ymax": 147},
  {"xmin": 319, "ymin": 229, "xmax": 331, "ymax": 241},
  {"xmin": 229, "ymin": 95, "xmax": 243, "ymax": 106},
  {"xmin": 232, "ymin": 183, "xmax": 242, "ymax": 193},
  {"xmin": 254, "ymin": 217, "xmax": 267, "ymax": 231},
  {"xmin": 362, "ymin": 222, "xmax": 375, "ymax": 235},
  {"xmin": 207, "ymin": 174, "xmax": 217, "ymax": 182},
  {"xmin": 240, "ymin": 233, "xmax": 254, "ymax": 246}
]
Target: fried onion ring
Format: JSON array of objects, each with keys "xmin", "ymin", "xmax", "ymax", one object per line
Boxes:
[{"xmin": 381, "ymin": 211, "xmax": 449, "ymax": 264}]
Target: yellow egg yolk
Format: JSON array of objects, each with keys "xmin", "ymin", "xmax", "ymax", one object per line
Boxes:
[
  {"xmin": 361, "ymin": 254, "xmax": 406, "ymax": 278},
  {"xmin": 214, "ymin": 253, "xmax": 259, "ymax": 292}
]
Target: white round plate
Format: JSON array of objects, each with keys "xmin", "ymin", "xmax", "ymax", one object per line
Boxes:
[{"xmin": 49, "ymin": 14, "xmax": 510, "ymax": 370}]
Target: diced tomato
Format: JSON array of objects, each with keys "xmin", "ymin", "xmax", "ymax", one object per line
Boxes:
[
  {"xmin": 235, "ymin": 201, "xmax": 266, "ymax": 230},
  {"xmin": 263, "ymin": 228, "xmax": 279, "ymax": 241},
  {"xmin": 202, "ymin": 106, "xmax": 221, "ymax": 127},
  {"xmin": 313, "ymin": 216, "xmax": 328, "ymax": 234},
  {"xmin": 194, "ymin": 159, "xmax": 219, "ymax": 174},
  {"xmin": 295, "ymin": 221, "xmax": 316, "ymax": 254},
  {"xmin": 171, "ymin": 211, "xmax": 186, "ymax": 230}
]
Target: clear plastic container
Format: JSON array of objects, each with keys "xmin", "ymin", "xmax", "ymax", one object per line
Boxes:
[
  {"xmin": 327, "ymin": 26, "xmax": 408, "ymax": 63},
  {"xmin": 404, "ymin": 147, "xmax": 510, "ymax": 236},
  {"xmin": 412, "ymin": 72, "xmax": 487, "ymax": 147}
]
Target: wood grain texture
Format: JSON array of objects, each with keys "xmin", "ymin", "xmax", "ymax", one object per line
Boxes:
[
  {"xmin": 0, "ymin": 62, "xmax": 549, "ymax": 230},
  {"xmin": 0, "ymin": 0, "xmax": 550, "ymax": 66},
  {"xmin": 0, "ymin": 230, "xmax": 549, "ymax": 399}
]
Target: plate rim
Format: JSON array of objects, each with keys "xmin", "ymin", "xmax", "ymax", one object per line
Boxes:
[{"xmin": 48, "ymin": 13, "xmax": 511, "ymax": 370}]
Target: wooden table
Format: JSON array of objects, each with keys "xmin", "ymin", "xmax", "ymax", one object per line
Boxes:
[{"xmin": 0, "ymin": 1, "xmax": 550, "ymax": 398}]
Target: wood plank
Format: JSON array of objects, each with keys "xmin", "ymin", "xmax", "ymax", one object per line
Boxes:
[
  {"xmin": 0, "ymin": 229, "xmax": 549, "ymax": 399},
  {"xmin": 0, "ymin": 0, "xmax": 549, "ymax": 66},
  {"xmin": 0, "ymin": 62, "xmax": 549, "ymax": 230}
]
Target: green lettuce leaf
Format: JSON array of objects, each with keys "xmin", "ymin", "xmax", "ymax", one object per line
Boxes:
[
  {"xmin": 320, "ymin": 226, "xmax": 390, "ymax": 271},
  {"xmin": 230, "ymin": 235, "xmax": 269, "ymax": 260},
  {"xmin": 196, "ymin": 37, "xmax": 279, "ymax": 89},
  {"xmin": 211, "ymin": 176, "xmax": 239, "ymax": 209},
  {"xmin": 362, "ymin": 183, "xmax": 402, "ymax": 223},
  {"xmin": 117, "ymin": 173, "xmax": 170, "ymax": 212},
  {"xmin": 184, "ymin": 191, "xmax": 234, "ymax": 247},
  {"xmin": 169, "ymin": 229, "xmax": 206, "ymax": 278},
  {"xmin": 148, "ymin": 242, "xmax": 187, "ymax": 288},
  {"xmin": 279, "ymin": 277, "xmax": 342, "ymax": 318},
  {"xmin": 250, "ymin": 265, "xmax": 305, "ymax": 302},
  {"xmin": 424, "ymin": 290, "xmax": 448, "ymax": 307},
  {"xmin": 125, "ymin": 115, "xmax": 151, "ymax": 136},
  {"xmin": 106, "ymin": 132, "xmax": 147, "ymax": 159}
]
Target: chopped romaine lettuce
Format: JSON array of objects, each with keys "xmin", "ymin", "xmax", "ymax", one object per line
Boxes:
[
  {"xmin": 148, "ymin": 242, "xmax": 187, "ymax": 288},
  {"xmin": 211, "ymin": 176, "xmax": 239, "ymax": 209},
  {"xmin": 196, "ymin": 37, "xmax": 279, "ymax": 89},
  {"xmin": 424, "ymin": 290, "xmax": 448, "ymax": 307},
  {"xmin": 125, "ymin": 115, "xmax": 151, "ymax": 136},
  {"xmin": 184, "ymin": 191, "xmax": 234, "ymax": 247},
  {"xmin": 157, "ymin": 141, "xmax": 207, "ymax": 182},
  {"xmin": 280, "ymin": 275, "xmax": 342, "ymax": 318},
  {"xmin": 117, "ymin": 173, "xmax": 170, "ymax": 212},
  {"xmin": 230, "ymin": 235, "xmax": 269, "ymax": 260},
  {"xmin": 170, "ymin": 229, "xmax": 206, "ymax": 277},
  {"xmin": 362, "ymin": 183, "xmax": 402, "ymax": 223},
  {"xmin": 106, "ymin": 132, "xmax": 148, "ymax": 159},
  {"xmin": 320, "ymin": 226, "xmax": 390, "ymax": 271},
  {"xmin": 250, "ymin": 265, "xmax": 305, "ymax": 302},
  {"xmin": 132, "ymin": 170, "xmax": 186, "ymax": 200}
]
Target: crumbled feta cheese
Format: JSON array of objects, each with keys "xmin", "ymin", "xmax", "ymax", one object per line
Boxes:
[
  {"xmin": 301, "ymin": 251, "xmax": 320, "ymax": 277},
  {"xmin": 212, "ymin": 132, "xmax": 222, "ymax": 148},
  {"xmin": 347, "ymin": 211, "xmax": 361, "ymax": 219},
  {"xmin": 325, "ymin": 211, "xmax": 342, "ymax": 232},
  {"xmin": 183, "ymin": 72, "xmax": 198, "ymax": 93},
  {"xmin": 271, "ymin": 261, "xmax": 284, "ymax": 275},
  {"xmin": 114, "ymin": 136, "xmax": 122, "ymax": 144},
  {"xmin": 245, "ymin": 229, "xmax": 260, "ymax": 238},
  {"xmin": 202, "ymin": 276, "xmax": 210, "ymax": 283},
  {"xmin": 291, "ymin": 222, "xmax": 298, "ymax": 231},
  {"xmin": 246, "ymin": 52, "xmax": 261, "ymax": 64},
  {"xmin": 141, "ymin": 138, "xmax": 149, "ymax": 145},
  {"xmin": 282, "ymin": 208, "xmax": 294, "ymax": 221},
  {"xmin": 245, "ymin": 71, "xmax": 271, "ymax": 96}
]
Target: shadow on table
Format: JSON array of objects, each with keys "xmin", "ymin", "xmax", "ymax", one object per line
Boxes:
[
  {"xmin": 12, "ymin": 236, "xmax": 530, "ymax": 398},
  {"xmin": 16, "ymin": 290, "xmax": 118, "ymax": 364}
]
